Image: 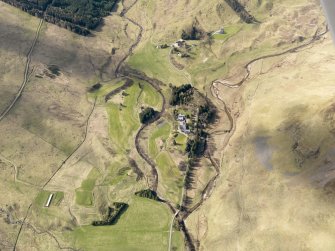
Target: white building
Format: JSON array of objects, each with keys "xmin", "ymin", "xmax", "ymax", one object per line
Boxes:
[
  {"xmin": 45, "ymin": 193, "xmax": 54, "ymax": 207},
  {"xmin": 212, "ymin": 28, "xmax": 225, "ymax": 35},
  {"xmin": 172, "ymin": 39, "xmax": 186, "ymax": 48},
  {"xmin": 177, "ymin": 114, "xmax": 190, "ymax": 134},
  {"xmin": 177, "ymin": 114, "xmax": 186, "ymax": 121}
]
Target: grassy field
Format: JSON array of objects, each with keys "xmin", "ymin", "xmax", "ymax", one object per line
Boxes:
[
  {"xmin": 148, "ymin": 122, "xmax": 171, "ymax": 157},
  {"xmin": 212, "ymin": 24, "xmax": 242, "ymax": 41},
  {"xmin": 187, "ymin": 28, "xmax": 335, "ymax": 251},
  {"xmin": 128, "ymin": 42, "xmax": 189, "ymax": 85},
  {"xmin": 107, "ymin": 80, "xmax": 163, "ymax": 152},
  {"xmin": 156, "ymin": 152, "xmax": 183, "ymax": 204},
  {"xmin": 65, "ymin": 196, "xmax": 184, "ymax": 251},
  {"xmin": 99, "ymin": 161, "xmax": 144, "ymax": 203},
  {"xmin": 101, "ymin": 161, "xmax": 131, "ymax": 186},
  {"xmin": 107, "ymin": 83, "xmax": 142, "ymax": 151},
  {"xmin": 146, "ymin": 120, "xmax": 185, "ymax": 204},
  {"xmin": 2, "ymin": 0, "xmax": 330, "ymax": 250},
  {"xmin": 88, "ymin": 80, "xmax": 126, "ymax": 101},
  {"xmin": 175, "ymin": 133, "xmax": 187, "ymax": 144},
  {"xmin": 138, "ymin": 80, "xmax": 163, "ymax": 109},
  {"xmin": 75, "ymin": 168, "xmax": 100, "ymax": 206},
  {"xmin": 175, "ymin": 133, "xmax": 187, "ymax": 151},
  {"xmin": 35, "ymin": 190, "xmax": 64, "ymax": 207}
]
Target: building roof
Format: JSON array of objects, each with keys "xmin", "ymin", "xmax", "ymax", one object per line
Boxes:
[
  {"xmin": 45, "ymin": 193, "xmax": 54, "ymax": 207},
  {"xmin": 177, "ymin": 114, "xmax": 186, "ymax": 121}
]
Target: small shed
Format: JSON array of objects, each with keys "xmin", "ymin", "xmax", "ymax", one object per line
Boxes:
[
  {"xmin": 45, "ymin": 193, "xmax": 54, "ymax": 207},
  {"xmin": 212, "ymin": 28, "xmax": 225, "ymax": 35},
  {"xmin": 172, "ymin": 39, "xmax": 186, "ymax": 48},
  {"xmin": 217, "ymin": 28, "xmax": 225, "ymax": 34}
]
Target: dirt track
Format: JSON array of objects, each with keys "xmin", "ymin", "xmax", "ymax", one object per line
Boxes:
[
  {"xmin": 0, "ymin": 19, "xmax": 43, "ymax": 122},
  {"xmin": 12, "ymin": 98, "xmax": 97, "ymax": 251},
  {"xmin": 176, "ymin": 25, "xmax": 330, "ymax": 250},
  {"xmin": 10, "ymin": 3, "xmax": 329, "ymax": 251},
  {"xmin": 115, "ymin": 2, "xmax": 197, "ymax": 249},
  {"xmin": 214, "ymin": 27, "xmax": 329, "ymax": 88}
]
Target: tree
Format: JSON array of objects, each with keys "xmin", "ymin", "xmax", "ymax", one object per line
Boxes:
[
  {"xmin": 139, "ymin": 107, "xmax": 158, "ymax": 124},
  {"xmin": 186, "ymin": 134, "xmax": 207, "ymax": 157},
  {"xmin": 170, "ymin": 84, "xmax": 194, "ymax": 106},
  {"xmin": 88, "ymin": 83, "xmax": 102, "ymax": 92},
  {"xmin": 198, "ymin": 104, "xmax": 216, "ymax": 124},
  {"xmin": 181, "ymin": 26, "xmax": 205, "ymax": 40},
  {"xmin": 92, "ymin": 202, "xmax": 128, "ymax": 226},
  {"xmin": 135, "ymin": 189, "xmax": 159, "ymax": 201},
  {"xmin": 3, "ymin": 0, "xmax": 118, "ymax": 35}
]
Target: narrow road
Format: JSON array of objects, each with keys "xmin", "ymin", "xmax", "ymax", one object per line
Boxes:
[
  {"xmin": 0, "ymin": 14, "xmax": 98, "ymax": 251},
  {"xmin": 115, "ymin": 3, "xmax": 195, "ymax": 247},
  {"xmin": 42, "ymin": 98, "xmax": 97, "ymax": 190},
  {"xmin": 168, "ymin": 210, "xmax": 179, "ymax": 251},
  {"xmin": 0, "ymin": 18, "xmax": 44, "ymax": 251},
  {"xmin": 181, "ymin": 83, "xmax": 237, "ymax": 220},
  {"xmin": 115, "ymin": 3, "xmax": 195, "ymax": 246},
  {"xmin": 12, "ymin": 98, "xmax": 97, "ymax": 251},
  {"xmin": 175, "ymin": 26, "xmax": 329, "ymax": 250},
  {"xmin": 214, "ymin": 27, "xmax": 328, "ymax": 88},
  {"xmin": 167, "ymin": 153, "xmax": 189, "ymax": 251},
  {"xmin": 111, "ymin": 5, "xmax": 332, "ymax": 251},
  {"xmin": 0, "ymin": 19, "xmax": 43, "ymax": 122}
]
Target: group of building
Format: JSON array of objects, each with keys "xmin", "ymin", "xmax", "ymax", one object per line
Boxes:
[{"xmin": 177, "ymin": 114, "xmax": 191, "ymax": 134}]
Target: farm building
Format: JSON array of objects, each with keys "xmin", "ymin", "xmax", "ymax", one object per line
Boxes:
[
  {"xmin": 177, "ymin": 114, "xmax": 190, "ymax": 134},
  {"xmin": 172, "ymin": 39, "xmax": 186, "ymax": 48},
  {"xmin": 212, "ymin": 28, "xmax": 225, "ymax": 35},
  {"xmin": 45, "ymin": 193, "xmax": 54, "ymax": 207}
]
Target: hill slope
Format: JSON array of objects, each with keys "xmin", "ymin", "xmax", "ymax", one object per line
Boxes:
[{"xmin": 1, "ymin": 0, "xmax": 335, "ymax": 250}]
